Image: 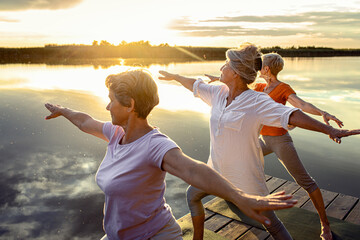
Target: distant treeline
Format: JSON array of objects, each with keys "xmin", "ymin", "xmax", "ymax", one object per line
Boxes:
[{"xmin": 1, "ymin": 41, "xmax": 360, "ymax": 64}]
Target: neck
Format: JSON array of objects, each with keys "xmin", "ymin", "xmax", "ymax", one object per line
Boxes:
[
  {"xmin": 266, "ymin": 75, "xmax": 280, "ymax": 87},
  {"xmin": 226, "ymin": 78, "xmax": 249, "ymax": 105},
  {"xmin": 120, "ymin": 115, "xmax": 153, "ymax": 144}
]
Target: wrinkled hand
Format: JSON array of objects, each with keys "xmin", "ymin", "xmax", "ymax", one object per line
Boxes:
[
  {"xmin": 322, "ymin": 112, "xmax": 344, "ymax": 128},
  {"xmin": 204, "ymin": 74, "xmax": 220, "ymax": 83},
  {"xmin": 237, "ymin": 191, "xmax": 297, "ymax": 226},
  {"xmin": 44, "ymin": 103, "xmax": 64, "ymax": 120},
  {"xmin": 158, "ymin": 70, "xmax": 178, "ymax": 81},
  {"xmin": 328, "ymin": 128, "xmax": 360, "ymax": 144}
]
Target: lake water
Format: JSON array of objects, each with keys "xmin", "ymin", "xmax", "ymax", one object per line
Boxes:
[{"xmin": 1, "ymin": 57, "xmax": 360, "ymax": 239}]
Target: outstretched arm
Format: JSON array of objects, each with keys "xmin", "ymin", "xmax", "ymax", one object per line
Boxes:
[
  {"xmin": 289, "ymin": 110, "xmax": 360, "ymax": 144},
  {"xmin": 158, "ymin": 70, "xmax": 196, "ymax": 92},
  {"xmin": 204, "ymin": 74, "xmax": 220, "ymax": 83},
  {"xmin": 288, "ymin": 93, "xmax": 343, "ymax": 128},
  {"xmin": 162, "ymin": 148, "xmax": 297, "ymax": 225},
  {"xmin": 44, "ymin": 103, "xmax": 107, "ymax": 141}
]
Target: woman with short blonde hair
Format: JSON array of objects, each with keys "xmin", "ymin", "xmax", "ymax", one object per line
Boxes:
[{"xmin": 255, "ymin": 52, "xmax": 343, "ymax": 240}]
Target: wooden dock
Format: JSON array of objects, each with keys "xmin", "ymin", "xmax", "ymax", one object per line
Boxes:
[{"xmin": 177, "ymin": 175, "xmax": 360, "ymax": 240}]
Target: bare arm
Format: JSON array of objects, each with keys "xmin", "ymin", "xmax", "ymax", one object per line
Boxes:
[
  {"xmin": 204, "ymin": 74, "xmax": 220, "ymax": 83},
  {"xmin": 288, "ymin": 94, "xmax": 343, "ymax": 128},
  {"xmin": 162, "ymin": 148, "xmax": 297, "ymax": 225},
  {"xmin": 44, "ymin": 103, "xmax": 107, "ymax": 141},
  {"xmin": 158, "ymin": 70, "xmax": 196, "ymax": 92},
  {"xmin": 288, "ymin": 110, "xmax": 359, "ymax": 144}
]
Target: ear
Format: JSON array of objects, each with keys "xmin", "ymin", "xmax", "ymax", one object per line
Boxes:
[
  {"xmin": 264, "ymin": 66, "xmax": 270, "ymax": 73},
  {"xmin": 127, "ymin": 98, "xmax": 135, "ymax": 113}
]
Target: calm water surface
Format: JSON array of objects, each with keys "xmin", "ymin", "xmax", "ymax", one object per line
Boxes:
[{"xmin": 1, "ymin": 57, "xmax": 359, "ymax": 239}]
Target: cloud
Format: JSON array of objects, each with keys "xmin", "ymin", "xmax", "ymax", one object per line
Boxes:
[
  {"xmin": 0, "ymin": 0, "xmax": 84, "ymax": 11},
  {"xmin": 170, "ymin": 11, "xmax": 360, "ymax": 40}
]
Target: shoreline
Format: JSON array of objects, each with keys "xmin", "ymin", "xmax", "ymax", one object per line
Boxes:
[{"xmin": 1, "ymin": 45, "xmax": 360, "ymax": 65}]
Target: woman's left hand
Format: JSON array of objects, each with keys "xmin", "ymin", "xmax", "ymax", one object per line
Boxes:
[
  {"xmin": 322, "ymin": 112, "xmax": 344, "ymax": 128},
  {"xmin": 239, "ymin": 191, "xmax": 297, "ymax": 226},
  {"xmin": 328, "ymin": 128, "xmax": 360, "ymax": 144},
  {"xmin": 204, "ymin": 74, "xmax": 219, "ymax": 83}
]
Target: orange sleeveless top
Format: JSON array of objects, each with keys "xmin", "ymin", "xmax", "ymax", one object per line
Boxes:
[{"xmin": 254, "ymin": 82, "xmax": 296, "ymax": 136}]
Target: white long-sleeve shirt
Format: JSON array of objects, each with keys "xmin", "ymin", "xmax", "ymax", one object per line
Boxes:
[{"xmin": 193, "ymin": 79, "xmax": 298, "ymax": 195}]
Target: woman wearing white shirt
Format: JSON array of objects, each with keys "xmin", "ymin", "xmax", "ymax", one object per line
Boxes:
[{"xmin": 158, "ymin": 43, "xmax": 359, "ymax": 240}]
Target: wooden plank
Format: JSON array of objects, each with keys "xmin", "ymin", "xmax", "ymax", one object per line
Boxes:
[
  {"xmin": 205, "ymin": 197, "xmax": 222, "ymax": 208},
  {"xmin": 217, "ymin": 220, "xmax": 251, "ymax": 239},
  {"xmin": 265, "ymin": 175, "xmax": 272, "ymax": 181},
  {"xmin": 292, "ymin": 187, "xmax": 310, "ymax": 208},
  {"xmin": 177, "ymin": 213, "xmax": 192, "ymax": 224},
  {"xmin": 205, "ymin": 209, "xmax": 216, "ymax": 220},
  {"xmin": 177, "ymin": 210, "xmax": 215, "ymax": 226},
  {"xmin": 205, "ymin": 213, "xmax": 233, "ymax": 232},
  {"xmin": 301, "ymin": 189, "xmax": 338, "ymax": 212},
  {"xmin": 266, "ymin": 177, "xmax": 287, "ymax": 193},
  {"xmin": 274, "ymin": 181, "xmax": 300, "ymax": 195},
  {"xmin": 345, "ymin": 200, "xmax": 360, "ymax": 225},
  {"xmin": 326, "ymin": 194, "xmax": 358, "ymax": 220},
  {"xmin": 238, "ymin": 227, "xmax": 270, "ymax": 240}
]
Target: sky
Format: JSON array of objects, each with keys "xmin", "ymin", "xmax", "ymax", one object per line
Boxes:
[{"xmin": 0, "ymin": 0, "xmax": 360, "ymax": 48}]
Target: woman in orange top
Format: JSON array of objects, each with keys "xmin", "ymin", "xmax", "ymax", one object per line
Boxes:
[
  {"xmin": 206, "ymin": 53, "xmax": 342, "ymax": 240},
  {"xmin": 255, "ymin": 53, "xmax": 343, "ymax": 240}
]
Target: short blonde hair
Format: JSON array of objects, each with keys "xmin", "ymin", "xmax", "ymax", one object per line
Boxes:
[
  {"xmin": 105, "ymin": 69, "xmax": 159, "ymax": 119},
  {"xmin": 262, "ymin": 53, "xmax": 284, "ymax": 76},
  {"xmin": 226, "ymin": 43, "xmax": 262, "ymax": 84}
]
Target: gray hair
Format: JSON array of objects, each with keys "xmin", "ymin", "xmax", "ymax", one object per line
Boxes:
[
  {"xmin": 226, "ymin": 43, "xmax": 262, "ymax": 84},
  {"xmin": 262, "ymin": 53, "xmax": 284, "ymax": 76}
]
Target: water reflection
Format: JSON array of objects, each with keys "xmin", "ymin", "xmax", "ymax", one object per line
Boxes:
[
  {"xmin": 1, "ymin": 58, "xmax": 360, "ymax": 239},
  {"xmin": 0, "ymin": 89, "xmax": 212, "ymax": 239}
]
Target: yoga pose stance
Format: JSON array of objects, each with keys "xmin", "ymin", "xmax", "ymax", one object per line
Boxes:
[
  {"xmin": 158, "ymin": 43, "xmax": 360, "ymax": 240},
  {"xmin": 44, "ymin": 69, "xmax": 298, "ymax": 240},
  {"xmin": 205, "ymin": 52, "xmax": 342, "ymax": 240}
]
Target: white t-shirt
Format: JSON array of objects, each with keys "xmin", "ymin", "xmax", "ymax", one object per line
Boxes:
[
  {"xmin": 193, "ymin": 79, "xmax": 298, "ymax": 195},
  {"xmin": 96, "ymin": 123, "xmax": 179, "ymax": 240}
]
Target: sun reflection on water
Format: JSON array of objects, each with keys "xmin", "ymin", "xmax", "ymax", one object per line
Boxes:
[{"xmin": 1, "ymin": 57, "xmax": 360, "ymax": 125}]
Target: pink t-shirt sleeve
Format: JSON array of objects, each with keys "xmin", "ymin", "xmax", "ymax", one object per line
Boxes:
[
  {"xmin": 147, "ymin": 133, "xmax": 179, "ymax": 169},
  {"xmin": 102, "ymin": 122, "xmax": 122, "ymax": 141}
]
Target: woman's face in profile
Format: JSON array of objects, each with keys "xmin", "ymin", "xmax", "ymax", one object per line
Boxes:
[
  {"xmin": 106, "ymin": 90, "xmax": 130, "ymax": 126},
  {"xmin": 219, "ymin": 61, "xmax": 235, "ymax": 84}
]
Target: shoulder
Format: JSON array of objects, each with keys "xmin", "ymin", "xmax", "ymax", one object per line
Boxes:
[
  {"xmin": 253, "ymin": 90, "xmax": 275, "ymax": 104},
  {"xmin": 103, "ymin": 122, "xmax": 125, "ymax": 141},
  {"xmin": 249, "ymin": 89, "xmax": 269, "ymax": 98},
  {"xmin": 243, "ymin": 90, "xmax": 271, "ymax": 105},
  {"xmin": 279, "ymin": 82, "xmax": 295, "ymax": 92},
  {"xmin": 149, "ymin": 129, "xmax": 179, "ymax": 148},
  {"xmin": 194, "ymin": 79, "xmax": 226, "ymax": 97},
  {"xmin": 147, "ymin": 129, "xmax": 180, "ymax": 168}
]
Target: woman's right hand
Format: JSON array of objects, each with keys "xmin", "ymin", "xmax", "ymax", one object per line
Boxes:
[
  {"xmin": 158, "ymin": 70, "xmax": 178, "ymax": 81},
  {"xmin": 45, "ymin": 103, "xmax": 64, "ymax": 120},
  {"xmin": 204, "ymin": 74, "xmax": 219, "ymax": 83},
  {"xmin": 322, "ymin": 112, "xmax": 344, "ymax": 128}
]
